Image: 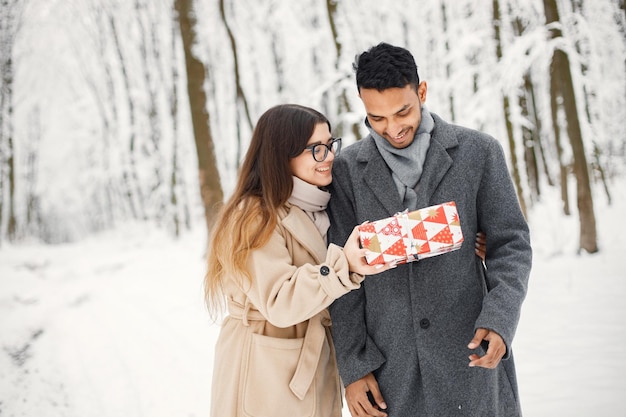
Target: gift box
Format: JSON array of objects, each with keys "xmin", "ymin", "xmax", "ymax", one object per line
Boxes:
[{"xmin": 358, "ymin": 201, "xmax": 464, "ymax": 265}]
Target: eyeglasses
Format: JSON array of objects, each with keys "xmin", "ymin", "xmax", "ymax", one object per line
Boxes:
[{"xmin": 305, "ymin": 138, "xmax": 342, "ymax": 162}]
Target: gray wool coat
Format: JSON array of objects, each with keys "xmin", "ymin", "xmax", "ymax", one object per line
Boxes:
[{"xmin": 327, "ymin": 113, "xmax": 532, "ymax": 417}]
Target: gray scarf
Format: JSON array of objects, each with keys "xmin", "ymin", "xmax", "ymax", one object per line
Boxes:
[
  {"xmin": 368, "ymin": 106, "xmax": 434, "ymax": 210},
  {"xmin": 287, "ymin": 176, "xmax": 331, "ymax": 240}
]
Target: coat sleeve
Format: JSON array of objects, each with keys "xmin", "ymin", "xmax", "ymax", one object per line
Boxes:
[
  {"xmin": 242, "ymin": 225, "xmax": 363, "ymax": 328},
  {"xmin": 327, "ymin": 155, "xmax": 386, "ymax": 386},
  {"xmin": 475, "ymin": 138, "xmax": 532, "ymax": 357}
]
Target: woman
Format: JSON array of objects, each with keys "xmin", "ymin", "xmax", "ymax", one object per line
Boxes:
[{"xmin": 205, "ymin": 104, "xmax": 392, "ymax": 417}]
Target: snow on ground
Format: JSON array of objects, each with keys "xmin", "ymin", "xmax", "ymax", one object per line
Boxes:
[
  {"xmin": 0, "ymin": 226, "xmax": 212, "ymax": 417},
  {"xmin": 1, "ymin": 183, "xmax": 625, "ymax": 417}
]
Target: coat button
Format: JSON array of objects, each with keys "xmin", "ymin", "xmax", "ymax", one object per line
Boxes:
[
  {"xmin": 320, "ymin": 266, "xmax": 330, "ymax": 276},
  {"xmin": 420, "ymin": 318, "xmax": 430, "ymax": 329}
]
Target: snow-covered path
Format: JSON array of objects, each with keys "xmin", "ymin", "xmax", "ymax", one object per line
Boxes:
[
  {"xmin": 1, "ymin": 189, "xmax": 625, "ymax": 416},
  {"xmin": 0, "ymin": 227, "xmax": 213, "ymax": 416}
]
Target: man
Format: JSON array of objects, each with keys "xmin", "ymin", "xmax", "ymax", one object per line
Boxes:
[{"xmin": 327, "ymin": 43, "xmax": 532, "ymax": 417}]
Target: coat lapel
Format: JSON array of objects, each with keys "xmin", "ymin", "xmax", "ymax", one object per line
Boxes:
[
  {"xmin": 281, "ymin": 206, "xmax": 328, "ymax": 264},
  {"xmin": 414, "ymin": 114, "xmax": 458, "ymax": 209},
  {"xmin": 358, "ymin": 138, "xmax": 404, "ymax": 216},
  {"xmin": 357, "ymin": 115, "xmax": 459, "ymax": 214}
]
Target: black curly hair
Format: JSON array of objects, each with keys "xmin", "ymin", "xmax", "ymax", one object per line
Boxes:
[{"xmin": 353, "ymin": 43, "xmax": 420, "ymax": 92}]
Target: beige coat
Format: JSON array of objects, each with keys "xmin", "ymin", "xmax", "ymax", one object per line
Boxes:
[{"xmin": 210, "ymin": 204, "xmax": 364, "ymax": 417}]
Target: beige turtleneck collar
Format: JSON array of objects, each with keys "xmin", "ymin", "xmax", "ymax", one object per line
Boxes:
[{"xmin": 287, "ymin": 176, "xmax": 331, "ymax": 241}]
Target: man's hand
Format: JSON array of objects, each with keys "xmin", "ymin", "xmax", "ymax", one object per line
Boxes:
[
  {"xmin": 345, "ymin": 373, "xmax": 388, "ymax": 417},
  {"xmin": 467, "ymin": 328, "xmax": 506, "ymax": 368}
]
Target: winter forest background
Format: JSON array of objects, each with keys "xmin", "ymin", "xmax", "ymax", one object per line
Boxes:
[
  {"xmin": 1, "ymin": 0, "xmax": 626, "ymax": 416},
  {"xmin": 1, "ymin": 0, "xmax": 624, "ymax": 250}
]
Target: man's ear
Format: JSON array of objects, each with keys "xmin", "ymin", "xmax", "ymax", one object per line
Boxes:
[{"xmin": 418, "ymin": 81, "xmax": 428, "ymax": 103}]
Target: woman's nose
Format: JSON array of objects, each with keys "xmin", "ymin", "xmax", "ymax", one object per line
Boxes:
[{"xmin": 325, "ymin": 148, "xmax": 335, "ymax": 162}]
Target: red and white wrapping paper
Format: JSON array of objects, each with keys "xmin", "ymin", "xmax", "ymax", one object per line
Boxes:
[{"xmin": 358, "ymin": 201, "xmax": 464, "ymax": 265}]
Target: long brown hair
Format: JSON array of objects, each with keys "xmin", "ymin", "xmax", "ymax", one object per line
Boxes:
[{"xmin": 204, "ymin": 104, "xmax": 331, "ymax": 318}]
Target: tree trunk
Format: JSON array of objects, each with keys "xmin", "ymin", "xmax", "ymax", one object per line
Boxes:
[
  {"xmin": 493, "ymin": 0, "xmax": 527, "ymax": 218},
  {"xmin": 0, "ymin": 49, "xmax": 6, "ymax": 243},
  {"xmin": 441, "ymin": 2, "xmax": 455, "ymax": 122},
  {"xmin": 135, "ymin": 0, "xmax": 164, "ymax": 213},
  {"xmin": 569, "ymin": 0, "xmax": 613, "ymax": 206},
  {"xmin": 325, "ymin": 0, "xmax": 359, "ymax": 139},
  {"xmin": 592, "ymin": 142, "xmax": 612, "ymax": 205},
  {"xmin": 544, "ymin": 0, "xmax": 598, "ymax": 253},
  {"xmin": 526, "ymin": 70, "xmax": 555, "ymax": 189},
  {"xmin": 79, "ymin": 2, "xmax": 123, "ymax": 226},
  {"xmin": 1, "ymin": 39, "xmax": 17, "ymax": 240},
  {"xmin": 511, "ymin": 15, "xmax": 548, "ymax": 201},
  {"xmin": 169, "ymin": 4, "xmax": 182, "ymax": 236},
  {"xmin": 0, "ymin": 0, "xmax": 25, "ymax": 242},
  {"xmin": 549, "ymin": 67, "xmax": 570, "ymax": 215},
  {"xmin": 25, "ymin": 106, "xmax": 42, "ymax": 236},
  {"xmin": 219, "ymin": 0, "xmax": 253, "ymax": 166},
  {"xmin": 175, "ymin": 0, "xmax": 223, "ymax": 233},
  {"xmin": 519, "ymin": 74, "xmax": 540, "ymax": 203},
  {"xmin": 6, "ymin": 130, "xmax": 16, "ymax": 240},
  {"xmin": 109, "ymin": 14, "xmax": 146, "ymax": 220},
  {"xmin": 508, "ymin": 4, "xmax": 556, "ymax": 195}
]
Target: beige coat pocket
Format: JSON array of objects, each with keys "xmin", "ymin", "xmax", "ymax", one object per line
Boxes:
[{"xmin": 242, "ymin": 333, "xmax": 315, "ymax": 417}]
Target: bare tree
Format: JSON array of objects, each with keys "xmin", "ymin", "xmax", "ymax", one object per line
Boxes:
[
  {"xmin": 135, "ymin": 0, "xmax": 164, "ymax": 207},
  {"xmin": 493, "ymin": 0, "xmax": 528, "ymax": 217},
  {"xmin": 510, "ymin": 12, "xmax": 553, "ymax": 202},
  {"xmin": 72, "ymin": 1, "xmax": 121, "ymax": 228},
  {"xmin": 219, "ymin": 0, "xmax": 253, "ymax": 166},
  {"xmin": 168, "ymin": 3, "xmax": 182, "ymax": 236},
  {"xmin": 440, "ymin": 2, "xmax": 456, "ymax": 122},
  {"xmin": 544, "ymin": 0, "xmax": 598, "ymax": 253},
  {"xmin": 569, "ymin": 1, "xmax": 612, "ymax": 206},
  {"xmin": 549, "ymin": 63, "xmax": 571, "ymax": 215},
  {"xmin": 0, "ymin": 0, "xmax": 26, "ymax": 242},
  {"xmin": 24, "ymin": 105, "xmax": 41, "ymax": 236},
  {"xmin": 325, "ymin": 0, "xmax": 359, "ymax": 139},
  {"xmin": 519, "ymin": 71, "xmax": 543, "ymax": 202},
  {"xmin": 108, "ymin": 12, "xmax": 147, "ymax": 220},
  {"xmin": 175, "ymin": 0, "xmax": 223, "ymax": 233}
]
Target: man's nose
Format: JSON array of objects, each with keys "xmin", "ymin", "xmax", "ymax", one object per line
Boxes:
[{"xmin": 387, "ymin": 121, "xmax": 402, "ymax": 138}]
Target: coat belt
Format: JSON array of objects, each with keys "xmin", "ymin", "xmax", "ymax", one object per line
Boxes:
[{"xmin": 227, "ymin": 299, "xmax": 331, "ymax": 400}]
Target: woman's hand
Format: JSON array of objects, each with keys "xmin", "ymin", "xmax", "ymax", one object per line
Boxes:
[
  {"xmin": 475, "ymin": 231, "xmax": 487, "ymax": 261},
  {"xmin": 342, "ymin": 226, "xmax": 396, "ymax": 275}
]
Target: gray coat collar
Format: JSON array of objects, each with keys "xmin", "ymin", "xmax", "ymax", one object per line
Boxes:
[{"xmin": 356, "ymin": 113, "xmax": 458, "ymax": 216}]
